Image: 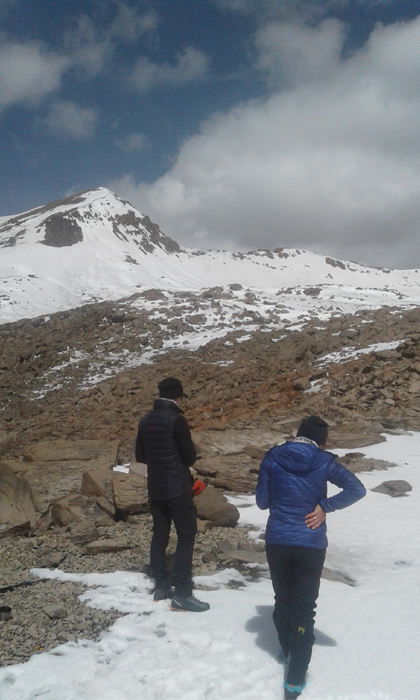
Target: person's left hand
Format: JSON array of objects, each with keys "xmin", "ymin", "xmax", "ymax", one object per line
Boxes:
[{"xmin": 305, "ymin": 505, "xmax": 326, "ymax": 529}]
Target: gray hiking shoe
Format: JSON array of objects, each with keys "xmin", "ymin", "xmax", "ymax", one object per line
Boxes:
[
  {"xmin": 170, "ymin": 595, "xmax": 210, "ymax": 612},
  {"xmin": 154, "ymin": 587, "xmax": 174, "ymax": 602}
]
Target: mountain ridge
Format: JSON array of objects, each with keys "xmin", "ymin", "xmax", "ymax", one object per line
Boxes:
[{"xmin": 1, "ymin": 186, "xmax": 420, "ymax": 324}]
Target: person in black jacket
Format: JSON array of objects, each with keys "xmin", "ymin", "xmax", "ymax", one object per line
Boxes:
[{"xmin": 135, "ymin": 377, "xmax": 210, "ymax": 613}]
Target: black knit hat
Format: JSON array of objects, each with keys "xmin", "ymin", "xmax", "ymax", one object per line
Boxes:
[
  {"xmin": 296, "ymin": 415, "xmax": 328, "ymax": 445},
  {"xmin": 158, "ymin": 377, "xmax": 185, "ymax": 399}
]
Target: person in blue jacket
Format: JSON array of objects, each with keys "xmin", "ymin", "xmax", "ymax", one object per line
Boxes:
[{"xmin": 256, "ymin": 415, "xmax": 366, "ymax": 700}]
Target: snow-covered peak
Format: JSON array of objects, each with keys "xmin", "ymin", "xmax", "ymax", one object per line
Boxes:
[
  {"xmin": 0, "ymin": 187, "xmax": 181, "ymax": 255},
  {"xmin": 1, "ymin": 188, "xmax": 420, "ymax": 324}
]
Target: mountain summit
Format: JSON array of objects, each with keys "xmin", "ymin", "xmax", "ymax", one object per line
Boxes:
[{"xmin": 1, "ymin": 187, "xmax": 420, "ymax": 323}]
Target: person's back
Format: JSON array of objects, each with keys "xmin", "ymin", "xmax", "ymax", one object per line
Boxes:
[
  {"xmin": 257, "ymin": 438, "xmax": 366, "ymax": 549},
  {"xmin": 138, "ymin": 398, "xmax": 192, "ymax": 500},
  {"xmin": 256, "ymin": 416, "xmax": 366, "ymax": 700},
  {"xmin": 135, "ymin": 377, "xmax": 210, "ymax": 613}
]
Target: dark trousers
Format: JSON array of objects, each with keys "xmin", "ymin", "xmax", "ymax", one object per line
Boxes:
[
  {"xmin": 150, "ymin": 491, "xmax": 197, "ymax": 598},
  {"xmin": 266, "ymin": 542, "xmax": 326, "ymax": 687}
]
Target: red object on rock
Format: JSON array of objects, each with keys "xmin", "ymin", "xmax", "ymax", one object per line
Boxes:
[{"xmin": 191, "ymin": 480, "xmax": 205, "ymax": 497}]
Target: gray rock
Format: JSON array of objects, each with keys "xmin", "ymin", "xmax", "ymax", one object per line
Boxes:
[
  {"xmin": 70, "ymin": 521, "xmax": 99, "ymax": 545},
  {"xmin": 44, "ymin": 605, "xmax": 67, "ymax": 619},
  {"xmin": 371, "ymin": 480, "xmax": 413, "ymax": 497},
  {"xmin": 194, "ymin": 487, "xmax": 240, "ymax": 527}
]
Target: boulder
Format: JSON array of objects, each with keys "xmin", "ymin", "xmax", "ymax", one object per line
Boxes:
[
  {"xmin": 50, "ymin": 493, "xmax": 105, "ymax": 527},
  {"xmin": 0, "ymin": 463, "xmax": 36, "ymax": 537},
  {"xmin": 371, "ymin": 480, "xmax": 413, "ymax": 497},
  {"xmin": 80, "ymin": 468, "xmax": 113, "ymax": 502},
  {"xmin": 70, "ymin": 521, "xmax": 100, "ymax": 544},
  {"xmin": 194, "ymin": 487, "xmax": 240, "ymax": 527},
  {"xmin": 112, "ymin": 473, "xmax": 148, "ymax": 516}
]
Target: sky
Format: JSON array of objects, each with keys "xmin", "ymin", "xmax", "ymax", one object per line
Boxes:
[
  {"xmin": 1, "ymin": 0, "xmax": 420, "ymax": 268},
  {"xmin": 1, "ymin": 432, "xmax": 419, "ymax": 700}
]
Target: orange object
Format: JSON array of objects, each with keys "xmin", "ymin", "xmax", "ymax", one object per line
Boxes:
[{"xmin": 191, "ymin": 480, "xmax": 205, "ymax": 497}]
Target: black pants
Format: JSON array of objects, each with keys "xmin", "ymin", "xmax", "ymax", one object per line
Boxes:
[
  {"xmin": 266, "ymin": 542, "xmax": 326, "ymax": 687},
  {"xmin": 150, "ymin": 491, "xmax": 197, "ymax": 598}
]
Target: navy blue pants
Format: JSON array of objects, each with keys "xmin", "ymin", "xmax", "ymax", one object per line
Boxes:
[
  {"xmin": 150, "ymin": 492, "xmax": 197, "ymax": 598},
  {"xmin": 266, "ymin": 543, "xmax": 326, "ymax": 686}
]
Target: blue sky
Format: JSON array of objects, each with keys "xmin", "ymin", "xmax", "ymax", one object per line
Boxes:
[{"xmin": 1, "ymin": 0, "xmax": 420, "ymax": 267}]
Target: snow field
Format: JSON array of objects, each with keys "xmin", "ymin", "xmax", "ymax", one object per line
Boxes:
[{"xmin": 0, "ymin": 433, "xmax": 419, "ymax": 700}]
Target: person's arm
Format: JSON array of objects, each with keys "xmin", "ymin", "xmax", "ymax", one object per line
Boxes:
[
  {"xmin": 255, "ymin": 455, "xmax": 271, "ymax": 510},
  {"xmin": 135, "ymin": 425, "xmax": 146, "ymax": 463},
  {"xmin": 319, "ymin": 460, "xmax": 366, "ymax": 513},
  {"xmin": 173, "ymin": 416, "xmax": 196, "ymax": 467}
]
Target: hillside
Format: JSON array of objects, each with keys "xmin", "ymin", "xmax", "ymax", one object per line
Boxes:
[{"xmin": 1, "ymin": 187, "xmax": 420, "ymax": 323}]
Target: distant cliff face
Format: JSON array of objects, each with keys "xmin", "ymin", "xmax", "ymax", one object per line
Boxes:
[{"xmin": 41, "ymin": 213, "xmax": 84, "ymax": 247}]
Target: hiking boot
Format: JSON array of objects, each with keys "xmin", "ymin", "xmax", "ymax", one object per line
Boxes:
[
  {"xmin": 170, "ymin": 595, "xmax": 210, "ymax": 612},
  {"xmin": 284, "ymin": 682, "xmax": 306, "ymax": 699},
  {"xmin": 153, "ymin": 587, "xmax": 174, "ymax": 602}
]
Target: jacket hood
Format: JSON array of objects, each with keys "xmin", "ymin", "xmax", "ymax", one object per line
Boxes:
[{"xmin": 271, "ymin": 440, "xmax": 322, "ymax": 476}]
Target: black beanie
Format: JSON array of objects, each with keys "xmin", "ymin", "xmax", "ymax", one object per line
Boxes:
[
  {"xmin": 296, "ymin": 415, "xmax": 328, "ymax": 445},
  {"xmin": 158, "ymin": 377, "xmax": 184, "ymax": 399}
]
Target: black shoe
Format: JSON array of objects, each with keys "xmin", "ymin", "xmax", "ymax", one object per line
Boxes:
[
  {"xmin": 154, "ymin": 587, "xmax": 174, "ymax": 601},
  {"xmin": 170, "ymin": 595, "xmax": 210, "ymax": 612}
]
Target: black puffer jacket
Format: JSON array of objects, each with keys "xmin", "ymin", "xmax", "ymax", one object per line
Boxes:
[{"xmin": 135, "ymin": 399, "xmax": 196, "ymax": 500}]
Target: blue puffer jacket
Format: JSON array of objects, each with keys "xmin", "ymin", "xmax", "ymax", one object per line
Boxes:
[{"xmin": 256, "ymin": 440, "xmax": 366, "ymax": 549}]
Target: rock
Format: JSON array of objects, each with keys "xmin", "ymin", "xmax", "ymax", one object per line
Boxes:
[
  {"xmin": 371, "ymin": 480, "xmax": 413, "ymax": 497},
  {"xmin": 70, "ymin": 521, "xmax": 100, "ymax": 544},
  {"xmin": 0, "ymin": 459, "xmax": 33, "ymax": 475},
  {"xmin": 242, "ymin": 445, "xmax": 266, "ymax": 460},
  {"xmin": 194, "ymin": 487, "xmax": 240, "ymax": 527},
  {"xmin": 43, "ymin": 605, "xmax": 67, "ymax": 619},
  {"xmin": 48, "ymin": 552, "xmax": 67, "ymax": 567},
  {"xmin": 196, "ymin": 519, "xmax": 212, "ymax": 533},
  {"xmin": 50, "ymin": 498, "xmax": 85, "ymax": 527},
  {"xmin": 84, "ymin": 539, "xmax": 130, "ymax": 554},
  {"xmin": 95, "ymin": 516, "xmax": 115, "ymax": 527},
  {"xmin": 112, "ymin": 473, "xmax": 148, "ymax": 516},
  {"xmin": 218, "ymin": 550, "xmax": 267, "ymax": 565},
  {"xmin": 81, "ymin": 469, "xmax": 113, "ymax": 501},
  {"xmin": 23, "ymin": 439, "xmax": 119, "ymax": 464},
  {"xmin": 96, "ymin": 496, "xmax": 115, "ymax": 517},
  {"xmin": 129, "ymin": 462, "xmax": 147, "ymax": 476},
  {"xmin": 0, "ymin": 463, "xmax": 37, "ymax": 537}
]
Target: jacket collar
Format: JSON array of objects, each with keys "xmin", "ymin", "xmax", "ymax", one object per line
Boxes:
[
  {"xmin": 293, "ymin": 436, "xmax": 319, "ymax": 448},
  {"xmin": 153, "ymin": 398, "xmax": 183, "ymax": 414}
]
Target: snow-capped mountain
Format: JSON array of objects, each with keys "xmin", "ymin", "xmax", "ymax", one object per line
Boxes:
[{"xmin": 1, "ymin": 186, "xmax": 420, "ymax": 323}]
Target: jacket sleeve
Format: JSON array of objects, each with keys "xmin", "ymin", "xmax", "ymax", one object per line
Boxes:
[
  {"xmin": 135, "ymin": 423, "xmax": 146, "ymax": 463},
  {"xmin": 173, "ymin": 416, "xmax": 196, "ymax": 467},
  {"xmin": 319, "ymin": 459, "xmax": 366, "ymax": 512},
  {"xmin": 255, "ymin": 454, "xmax": 271, "ymax": 510}
]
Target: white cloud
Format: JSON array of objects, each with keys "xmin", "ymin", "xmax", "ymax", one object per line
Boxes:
[
  {"xmin": 130, "ymin": 47, "xmax": 210, "ymax": 93},
  {"xmin": 116, "ymin": 132, "xmax": 148, "ymax": 152},
  {"xmin": 110, "ymin": 5, "xmax": 157, "ymax": 42},
  {"xmin": 111, "ymin": 16, "xmax": 420, "ymax": 269},
  {"xmin": 255, "ymin": 19, "xmax": 345, "ymax": 88},
  {"xmin": 44, "ymin": 101, "xmax": 98, "ymax": 139},
  {"xmin": 0, "ymin": 41, "xmax": 68, "ymax": 109}
]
